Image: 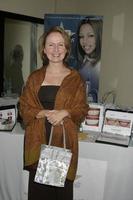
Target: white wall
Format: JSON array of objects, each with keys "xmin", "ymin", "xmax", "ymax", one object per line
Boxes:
[
  {"xmin": 0, "ymin": 0, "xmax": 55, "ymax": 18},
  {"xmin": 1, "ymin": 0, "xmax": 133, "ymax": 107}
]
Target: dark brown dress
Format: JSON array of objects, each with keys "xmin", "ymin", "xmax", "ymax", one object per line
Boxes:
[{"xmin": 28, "ymin": 85, "xmax": 73, "ymax": 200}]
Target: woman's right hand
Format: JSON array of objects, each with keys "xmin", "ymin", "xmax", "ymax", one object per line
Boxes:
[{"xmin": 36, "ymin": 110, "xmax": 50, "ymax": 119}]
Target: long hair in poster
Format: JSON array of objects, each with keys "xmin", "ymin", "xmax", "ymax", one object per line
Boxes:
[{"xmin": 44, "ymin": 14, "xmax": 103, "ymax": 103}]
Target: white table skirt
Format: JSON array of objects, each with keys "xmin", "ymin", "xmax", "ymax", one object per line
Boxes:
[
  {"xmin": 78, "ymin": 141, "xmax": 133, "ymax": 200},
  {"xmin": 1, "ymin": 123, "xmax": 133, "ymax": 200},
  {"xmin": 0, "ymin": 123, "xmax": 26, "ymax": 200}
]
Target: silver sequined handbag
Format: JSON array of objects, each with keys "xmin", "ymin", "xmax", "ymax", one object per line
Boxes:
[{"xmin": 34, "ymin": 122, "xmax": 72, "ymax": 187}]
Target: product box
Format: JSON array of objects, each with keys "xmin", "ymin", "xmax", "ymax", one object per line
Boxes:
[
  {"xmin": 82, "ymin": 103, "xmax": 104, "ymax": 132},
  {"xmin": 102, "ymin": 109, "xmax": 133, "ymax": 136},
  {"xmin": 0, "ymin": 105, "xmax": 16, "ymax": 131},
  {"xmin": 96, "ymin": 109, "xmax": 133, "ymax": 146}
]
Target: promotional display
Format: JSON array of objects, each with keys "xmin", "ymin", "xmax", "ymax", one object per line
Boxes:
[
  {"xmin": 96, "ymin": 109, "xmax": 133, "ymax": 146},
  {"xmin": 103, "ymin": 109, "xmax": 133, "ymax": 136},
  {"xmin": 0, "ymin": 105, "xmax": 16, "ymax": 131},
  {"xmin": 82, "ymin": 103, "xmax": 104, "ymax": 132},
  {"xmin": 44, "ymin": 14, "xmax": 103, "ymax": 102}
]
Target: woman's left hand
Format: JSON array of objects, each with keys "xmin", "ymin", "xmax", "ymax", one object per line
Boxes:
[{"xmin": 46, "ymin": 110, "xmax": 69, "ymax": 126}]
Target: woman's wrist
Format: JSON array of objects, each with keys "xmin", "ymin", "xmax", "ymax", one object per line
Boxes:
[
  {"xmin": 36, "ymin": 110, "xmax": 49, "ymax": 118},
  {"xmin": 62, "ymin": 110, "xmax": 70, "ymax": 118}
]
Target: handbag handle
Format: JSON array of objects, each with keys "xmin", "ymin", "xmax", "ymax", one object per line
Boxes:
[{"xmin": 48, "ymin": 122, "xmax": 66, "ymax": 149}]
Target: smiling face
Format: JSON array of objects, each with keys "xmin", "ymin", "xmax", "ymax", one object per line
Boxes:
[
  {"xmin": 79, "ymin": 23, "xmax": 96, "ymax": 56},
  {"xmin": 43, "ymin": 32, "xmax": 67, "ymax": 64}
]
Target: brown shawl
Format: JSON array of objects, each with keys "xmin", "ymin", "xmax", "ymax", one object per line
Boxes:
[{"xmin": 19, "ymin": 66, "xmax": 88, "ymax": 181}]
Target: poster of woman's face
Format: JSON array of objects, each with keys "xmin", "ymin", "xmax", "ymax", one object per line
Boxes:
[
  {"xmin": 77, "ymin": 18, "xmax": 103, "ymax": 102},
  {"xmin": 44, "ymin": 14, "xmax": 103, "ymax": 103}
]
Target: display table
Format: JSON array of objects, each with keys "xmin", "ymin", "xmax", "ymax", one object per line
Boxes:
[
  {"xmin": 76, "ymin": 141, "xmax": 133, "ymax": 200},
  {"xmin": 1, "ymin": 123, "xmax": 133, "ymax": 200},
  {"xmin": 0, "ymin": 123, "xmax": 27, "ymax": 200},
  {"xmin": 0, "ymin": 96, "xmax": 18, "ymax": 106}
]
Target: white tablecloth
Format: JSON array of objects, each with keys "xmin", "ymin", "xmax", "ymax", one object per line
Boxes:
[
  {"xmin": 1, "ymin": 124, "xmax": 133, "ymax": 200},
  {"xmin": 0, "ymin": 97, "xmax": 18, "ymax": 106},
  {"xmin": 78, "ymin": 141, "xmax": 133, "ymax": 200},
  {"xmin": 0, "ymin": 123, "xmax": 27, "ymax": 200}
]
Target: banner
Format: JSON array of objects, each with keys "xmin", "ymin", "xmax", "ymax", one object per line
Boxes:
[{"xmin": 44, "ymin": 14, "xmax": 103, "ymax": 102}]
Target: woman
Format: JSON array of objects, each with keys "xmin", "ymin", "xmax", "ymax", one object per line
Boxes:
[
  {"xmin": 19, "ymin": 26, "xmax": 88, "ymax": 200},
  {"xmin": 77, "ymin": 17, "xmax": 103, "ymax": 102}
]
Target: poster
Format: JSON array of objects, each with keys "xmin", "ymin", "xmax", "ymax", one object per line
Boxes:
[{"xmin": 44, "ymin": 14, "xmax": 103, "ymax": 102}]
